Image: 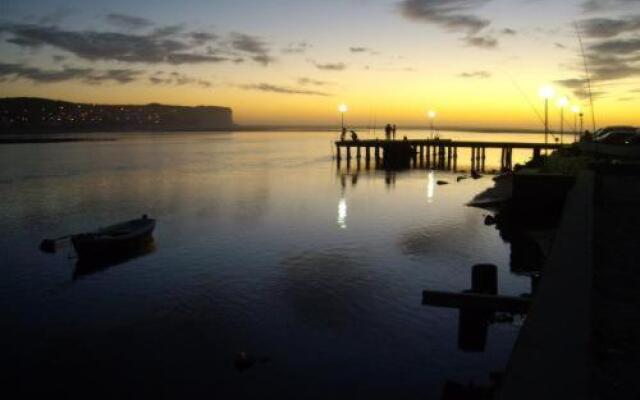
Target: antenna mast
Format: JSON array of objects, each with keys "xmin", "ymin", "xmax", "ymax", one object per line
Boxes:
[{"xmin": 575, "ymin": 22, "xmax": 597, "ymax": 132}]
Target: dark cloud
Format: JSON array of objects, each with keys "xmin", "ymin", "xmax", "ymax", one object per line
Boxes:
[
  {"xmin": 463, "ymin": 35, "xmax": 497, "ymax": 48},
  {"xmin": 314, "ymin": 62, "xmax": 347, "ymax": 71},
  {"xmin": 555, "ymin": 42, "xmax": 567, "ymax": 49},
  {"xmin": 579, "ymin": 16, "xmax": 640, "ymax": 38},
  {"xmin": 190, "ymin": 32, "xmax": 218, "ymax": 45},
  {"xmin": 1, "ymin": 23, "xmax": 242, "ymax": 65},
  {"xmin": 501, "ymin": 28, "xmax": 517, "ymax": 35},
  {"xmin": 556, "ymin": 77, "xmax": 608, "ymax": 99},
  {"xmin": 459, "ymin": 70, "xmax": 491, "ymax": 78},
  {"xmin": 0, "ymin": 63, "xmax": 141, "ymax": 84},
  {"xmin": 240, "ymin": 83, "xmax": 331, "ymax": 96},
  {"xmin": 104, "ymin": 13, "xmax": 153, "ymax": 31},
  {"xmin": 398, "ymin": 0, "xmax": 492, "ymax": 34},
  {"xmin": 151, "ymin": 25, "xmax": 185, "ymax": 38},
  {"xmin": 558, "ymin": 28, "xmax": 640, "ymax": 86},
  {"xmin": 251, "ymin": 54, "xmax": 276, "ymax": 66},
  {"xmin": 86, "ymin": 69, "xmax": 143, "ymax": 84},
  {"xmin": 165, "ymin": 53, "xmax": 227, "ymax": 64},
  {"xmin": 282, "ymin": 42, "xmax": 310, "ymax": 54},
  {"xmin": 298, "ymin": 77, "xmax": 330, "ymax": 86},
  {"xmin": 589, "ymin": 37, "xmax": 640, "ymax": 54},
  {"xmin": 228, "ymin": 33, "xmax": 275, "ymax": 65},
  {"xmin": 148, "ymin": 72, "xmax": 212, "ymax": 88},
  {"xmin": 582, "ymin": 0, "xmax": 640, "ymax": 13},
  {"xmin": 350, "ymin": 47, "xmax": 370, "ymax": 53},
  {"xmin": 556, "ymin": 78, "xmax": 588, "ymax": 90}
]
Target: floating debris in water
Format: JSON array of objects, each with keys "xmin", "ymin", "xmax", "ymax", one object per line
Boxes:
[{"xmin": 234, "ymin": 352, "xmax": 272, "ymax": 372}]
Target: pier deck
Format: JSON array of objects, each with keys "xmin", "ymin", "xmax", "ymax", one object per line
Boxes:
[
  {"xmin": 499, "ymin": 166, "xmax": 640, "ymax": 399},
  {"xmin": 335, "ymin": 139, "xmax": 567, "ymax": 171}
]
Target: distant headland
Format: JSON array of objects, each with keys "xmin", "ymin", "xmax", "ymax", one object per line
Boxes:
[{"xmin": 0, "ymin": 97, "xmax": 234, "ymax": 134}]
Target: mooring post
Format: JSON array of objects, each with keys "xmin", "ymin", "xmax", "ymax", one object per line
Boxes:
[
  {"xmin": 481, "ymin": 147, "xmax": 486, "ymax": 172},
  {"xmin": 453, "ymin": 147, "xmax": 458, "ymax": 171},
  {"xmin": 365, "ymin": 146, "xmax": 370, "ymax": 162},
  {"xmin": 347, "ymin": 146, "xmax": 351, "ymax": 160},
  {"xmin": 471, "ymin": 147, "xmax": 476, "ymax": 171},
  {"xmin": 472, "ymin": 264, "xmax": 498, "ymax": 295},
  {"xmin": 336, "ymin": 145, "xmax": 341, "ymax": 161},
  {"xmin": 356, "ymin": 146, "xmax": 361, "ymax": 159},
  {"xmin": 375, "ymin": 144, "xmax": 380, "ymax": 163}
]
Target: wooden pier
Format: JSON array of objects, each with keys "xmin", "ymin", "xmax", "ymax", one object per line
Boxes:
[{"xmin": 335, "ymin": 139, "xmax": 566, "ymax": 171}]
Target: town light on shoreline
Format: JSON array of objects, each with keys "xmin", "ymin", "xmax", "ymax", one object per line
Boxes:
[
  {"xmin": 338, "ymin": 104, "xmax": 348, "ymax": 131},
  {"xmin": 428, "ymin": 110, "xmax": 437, "ymax": 138},
  {"xmin": 539, "ymin": 85, "xmax": 555, "ymax": 148}
]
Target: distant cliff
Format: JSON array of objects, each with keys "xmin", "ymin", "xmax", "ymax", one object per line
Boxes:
[{"xmin": 0, "ymin": 97, "xmax": 234, "ymax": 133}]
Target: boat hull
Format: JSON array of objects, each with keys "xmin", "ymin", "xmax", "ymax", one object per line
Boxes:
[{"xmin": 71, "ymin": 218, "xmax": 156, "ymax": 259}]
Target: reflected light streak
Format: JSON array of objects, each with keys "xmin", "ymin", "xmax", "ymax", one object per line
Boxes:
[
  {"xmin": 338, "ymin": 198, "xmax": 348, "ymax": 229},
  {"xmin": 427, "ymin": 171, "xmax": 435, "ymax": 203}
]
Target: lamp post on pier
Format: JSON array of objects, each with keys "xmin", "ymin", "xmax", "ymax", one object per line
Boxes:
[
  {"xmin": 539, "ymin": 86, "xmax": 555, "ymax": 149},
  {"xmin": 571, "ymin": 105, "xmax": 580, "ymax": 142},
  {"xmin": 557, "ymin": 96, "xmax": 568, "ymax": 144},
  {"xmin": 338, "ymin": 104, "xmax": 348, "ymax": 131}
]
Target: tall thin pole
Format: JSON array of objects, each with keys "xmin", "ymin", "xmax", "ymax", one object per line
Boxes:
[
  {"xmin": 341, "ymin": 112, "xmax": 344, "ymax": 131},
  {"xmin": 544, "ymin": 98, "xmax": 549, "ymax": 146},
  {"xmin": 576, "ymin": 22, "xmax": 597, "ymax": 132},
  {"xmin": 560, "ymin": 107, "xmax": 564, "ymax": 144},
  {"xmin": 574, "ymin": 113, "xmax": 578, "ymax": 142}
]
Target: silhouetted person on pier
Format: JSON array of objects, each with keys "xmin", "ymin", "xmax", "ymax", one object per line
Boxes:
[
  {"xmin": 350, "ymin": 130, "xmax": 359, "ymax": 142},
  {"xmin": 392, "ymin": 124, "xmax": 397, "ymax": 140},
  {"xmin": 340, "ymin": 128, "xmax": 347, "ymax": 142},
  {"xmin": 385, "ymin": 124, "xmax": 392, "ymax": 140}
]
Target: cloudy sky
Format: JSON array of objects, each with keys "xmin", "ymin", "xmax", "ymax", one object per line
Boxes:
[{"xmin": 1, "ymin": 0, "xmax": 639, "ymax": 128}]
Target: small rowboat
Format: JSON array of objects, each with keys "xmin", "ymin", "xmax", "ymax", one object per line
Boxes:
[{"xmin": 71, "ymin": 216, "xmax": 156, "ymax": 258}]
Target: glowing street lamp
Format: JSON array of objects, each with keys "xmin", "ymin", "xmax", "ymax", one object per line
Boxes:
[
  {"xmin": 428, "ymin": 110, "xmax": 437, "ymax": 138},
  {"xmin": 571, "ymin": 105, "xmax": 581, "ymax": 142},
  {"xmin": 557, "ymin": 96, "xmax": 569, "ymax": 144},
  {"xmin": 539, "ymin": 85, "xmax": 555, "ymax": 147},
  {"xmin": 338, "ymin": 104, "xmax": 348, "ymax": 131}
]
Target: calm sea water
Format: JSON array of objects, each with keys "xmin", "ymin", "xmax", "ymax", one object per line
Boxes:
[{"xmin": 1, "ymin": 130, "xmax": 553, "ymax": 399}]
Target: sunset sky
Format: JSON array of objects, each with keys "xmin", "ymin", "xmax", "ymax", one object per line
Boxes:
[{"xmin": 1, "ymin": 0, "xmax": 639, "ymax": 128}]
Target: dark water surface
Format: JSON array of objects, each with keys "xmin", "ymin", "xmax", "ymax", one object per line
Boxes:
[{"xmin": 1, "ymin": 131, "xmax": 542, "ymax": 399}]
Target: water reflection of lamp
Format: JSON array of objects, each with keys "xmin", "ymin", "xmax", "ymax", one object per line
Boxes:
[
  {"xmin": 428, "ymin": 110, "xmax": 437, "ymax": 139},
  {"xmin": 337, "ymin": 198, "xmax": 347, "ymax": 229},
  {"xmin": 427, "ymin": 171, "xmax": 435, "ymax": 203}
]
